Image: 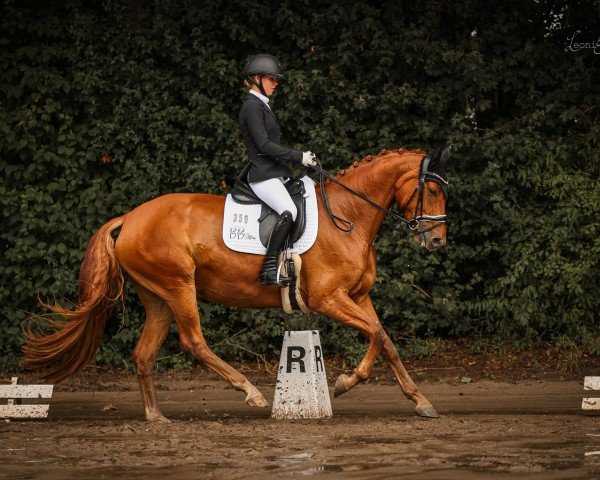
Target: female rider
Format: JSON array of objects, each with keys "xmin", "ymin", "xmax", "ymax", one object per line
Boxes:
[{"xmin": 239, "ymin": 53, "xmax": 316, "ymax": 286}]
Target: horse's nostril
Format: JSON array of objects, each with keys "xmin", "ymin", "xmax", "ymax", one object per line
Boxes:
[{"xmin": 431, "ymin": 237, "xmax": 442, "ymax": 248}]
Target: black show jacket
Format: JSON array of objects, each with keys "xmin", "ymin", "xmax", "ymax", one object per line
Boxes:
[{"xmin": 239, "ymin": 93, "xmax": 303, "ymax": 183}]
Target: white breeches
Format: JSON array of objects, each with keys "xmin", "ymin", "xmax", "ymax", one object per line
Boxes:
[{"xmin": 249, "ymin": 177, "xmax": 297, "ymax": 221}]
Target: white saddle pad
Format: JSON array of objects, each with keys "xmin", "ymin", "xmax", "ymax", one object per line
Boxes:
[{"xmin": 222, "ymin": 176, "xmax": 318, "ymax": 255}]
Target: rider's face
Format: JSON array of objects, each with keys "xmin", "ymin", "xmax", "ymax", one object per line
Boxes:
[{"xmin": 254, "ymin": 75, "xmax": 279, "ymax": 96}]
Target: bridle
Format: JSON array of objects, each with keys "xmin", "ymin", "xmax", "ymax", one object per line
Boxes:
[
  {"xmin": 400, "ymin": 154, "xmax": 449, "ymax": 234},
  {"xmin": 312, "ymin": 154, "xmax": 448, "ymax": 236}
]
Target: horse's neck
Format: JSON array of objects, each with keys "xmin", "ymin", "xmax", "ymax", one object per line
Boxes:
[{"xmin": 326, "ymin": 152, "xmax": 419, "ymax": 242}]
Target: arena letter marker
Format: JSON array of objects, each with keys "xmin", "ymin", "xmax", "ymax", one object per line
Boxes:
[
  {"xmin": 582, "ymin": 376, "xmax": 600, "ymax": 411},
  {"xmin": 271, "ymin": 330, "xmax": 332, "ymax": 419},
  {"xmin": 0, "ymin": 377, "xmax": 53, "ymax": 421}
]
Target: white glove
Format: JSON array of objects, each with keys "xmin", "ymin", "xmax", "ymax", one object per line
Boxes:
[{"xmin": 302, "ymin": 151, "xmax": 317, "ymax": 167}]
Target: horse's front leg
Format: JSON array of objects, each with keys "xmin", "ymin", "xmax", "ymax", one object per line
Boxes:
[
  {"xmin": 358, "ymin": 295, "xmax": 438, "ymax": 418},
  {"xmin": 312, "ymin": 290, "xmax": 385, "ymax": 396}
]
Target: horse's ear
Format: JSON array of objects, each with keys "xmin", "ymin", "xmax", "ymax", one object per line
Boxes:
[
  {"xmin": 440, "ymin": 145, "xmax": 452, "ymax": 165},
  {"xmin": 429, "ymin": 146, "xmax": 443, "ymax": 167},
  {"xmin": 428, "ymin": 145, "xmax": 450, "ymax": 181},
  {"xmin": 429, "ymin": 146, "xmax": 442, "ymax": 165}
]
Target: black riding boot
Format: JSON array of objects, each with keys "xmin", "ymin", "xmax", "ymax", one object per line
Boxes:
[{"xmin": 259, "ymin": 210, "xmax": 294, "ymax": 285}]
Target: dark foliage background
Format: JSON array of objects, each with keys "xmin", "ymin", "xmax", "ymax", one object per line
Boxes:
[{"xmin": 1, "ymin": 0, "xmax": 598, "ymax": 371}]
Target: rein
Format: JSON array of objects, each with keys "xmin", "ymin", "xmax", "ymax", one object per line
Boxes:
[{"xmin": 311, "ymin": 155, "xmax": 448, "ymax": 236}]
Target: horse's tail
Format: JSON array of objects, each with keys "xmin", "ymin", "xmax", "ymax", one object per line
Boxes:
[{"xmin": 23, "ymin": 216, "xmax": 126, "ymax": 382}]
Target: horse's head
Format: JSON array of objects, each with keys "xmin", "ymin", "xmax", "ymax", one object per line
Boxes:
[{"xmin": 396, "ymin": 146, "xmax": 450, "ymax": 251}]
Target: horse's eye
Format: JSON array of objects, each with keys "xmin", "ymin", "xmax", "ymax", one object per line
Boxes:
[{"xmin": 428, "ymin": 188, "xmax": 439, "ymax": 196}]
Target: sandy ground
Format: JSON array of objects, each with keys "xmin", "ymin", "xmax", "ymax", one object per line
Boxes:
[{"xmin": 1, "ymin": 375, "xmax": 599, "ymax": 480}]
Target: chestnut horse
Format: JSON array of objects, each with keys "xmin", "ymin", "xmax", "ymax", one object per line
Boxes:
[{"xmin": 23, "ymin": 147, "xmax": 449, "ymax": 421}]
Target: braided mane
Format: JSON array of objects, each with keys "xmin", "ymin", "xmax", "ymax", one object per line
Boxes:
[{"xmin": 336, "ymin": 148, "xmax": 427, "ymax": 177}]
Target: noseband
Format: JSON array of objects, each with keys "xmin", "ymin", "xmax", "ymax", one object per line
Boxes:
[{"xmin": 313, "ymin": 154, "xmax": 448, "ymax": 236}]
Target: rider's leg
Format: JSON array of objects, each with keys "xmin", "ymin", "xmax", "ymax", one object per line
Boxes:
[
  {"xmin": 258, "ymin": 210, "xmax": 294, "ymax": 285},
  {"xmin": 249, "ymin": 178, "xmax": 297, "ymax": 285},
  {"xmin": 249, "ymin": 177, "xmax": 297, "ymax": 220}
]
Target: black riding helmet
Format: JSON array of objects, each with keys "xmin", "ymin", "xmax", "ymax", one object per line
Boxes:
[{"xmin": 245, "ymin": 54, "xmax": 284, "ymax": 96}]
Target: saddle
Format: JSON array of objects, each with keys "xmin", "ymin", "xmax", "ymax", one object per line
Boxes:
[{"xmin": 229, "ymin": 162, "xmax": 307, "ymax": 248}]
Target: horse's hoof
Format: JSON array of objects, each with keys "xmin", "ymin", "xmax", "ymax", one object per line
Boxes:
[
  {"xmin": 334, "ymin": 374, "xmax": 351, "ymax": 398},
  {"xmin": 416, "ymin": 405, "xmax": 439, "ymax": 418},
  {"xmin": 146, "ymin": 411, "xmax": 171, "ymax": 423},
  {"xmin": 246, "ymin": 392, "xmax": 269, "ymax": 408}
]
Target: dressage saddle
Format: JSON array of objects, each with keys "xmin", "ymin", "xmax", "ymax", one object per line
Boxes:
[{"xmin": 229, "ymin": 162, "xmax": 307, "ymax": 248}]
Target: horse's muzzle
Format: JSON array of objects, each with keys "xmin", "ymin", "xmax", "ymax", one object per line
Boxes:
[
  {"xmin": 414, "ymin": 231, "xmax": 446, "ymax": 251},
  {"xmin": 430, "ymin": 235, "xmax": 445, "ymax": 250}
]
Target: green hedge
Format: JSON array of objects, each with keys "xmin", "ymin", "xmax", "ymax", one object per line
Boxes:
[{"xmin": 1, "ymin": 0, "xmax": 598, "ymax": 371}]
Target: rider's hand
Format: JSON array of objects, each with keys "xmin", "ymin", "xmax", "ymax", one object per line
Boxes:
[{"xmin": 302, "ymin": 151, "xmax": 317, "ymax": 167}]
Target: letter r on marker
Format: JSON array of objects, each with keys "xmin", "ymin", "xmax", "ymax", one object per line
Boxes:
[
  {"xmin": 286, "ymin": 346, "xmax": 306, "ymax": 373},
  {"xmin": 314, "ymin": 346, "xmax": 323, "ymax": 372}
]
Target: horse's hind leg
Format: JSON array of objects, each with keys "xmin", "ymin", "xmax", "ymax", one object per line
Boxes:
[
  {"xmin": 168, "ymin": 286, "xmax": 269, "ymax": 408},
  {"xmin": 132, "ymin": 282, "xmax": 174, "ymax": 422}
]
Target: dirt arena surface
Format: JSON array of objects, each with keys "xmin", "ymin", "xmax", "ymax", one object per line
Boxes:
[{"xmin": 2, "ymin": 365, "xmax": 599, "ymax": 480}]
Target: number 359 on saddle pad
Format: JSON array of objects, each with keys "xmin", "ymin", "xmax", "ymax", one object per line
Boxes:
[{"xmin": 222, "ymin": 176, "xmax": 318, "ymax": 255}]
